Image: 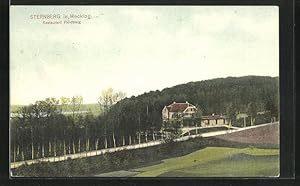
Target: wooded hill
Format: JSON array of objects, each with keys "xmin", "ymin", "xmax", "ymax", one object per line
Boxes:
[{"xmin": 107, "ymin": 75, "xmax": 279, "ymax": 130}]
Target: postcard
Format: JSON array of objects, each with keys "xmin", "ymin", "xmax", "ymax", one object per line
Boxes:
[{"xmin": 10, "ymin": 5, "xmax": 279, "ymax": 177}]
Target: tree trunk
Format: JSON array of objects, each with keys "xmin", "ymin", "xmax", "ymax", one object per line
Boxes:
[
  {"xmin": 196, "ymin": 123, "xmax": 198, "ymax": 134},
  {"xmin": 31, "ymin": 127, "xmax": 34, "ymax": 160},
  {"xmin": 78, "ymin": 139, "xmax": 81, "ymax": 152},
  {"xmin": 104, "ymin": 137, "xmax": 108, "ymax": 149},
  {"xmin": 244, "ymin": 117, "xmax": 246, "ymax": 127},
  {"xmin": 145, "ymin": 133, "xmax": 148, "ymax": 142},
  {"xmin": 13, "ymin": 144, "xmax": 16, "ymax": 162},
  {"xmin": 31, "ymin": 144, "xmax": 34, "ymax": 160},
  {"xmin": 16, "ymin": 145, "xmax": 19, "ymax": 161},
  {"xmin": 37, "ymin": 143, "xmax": 40, "ymax": 158},
  {"xmin": 21, "ymin": 149, "xmax": 24, "ymax": 161},
  {"xmin": 113, "ymin": 132, "xmax": 116, "ymax": 148},
  {"xmin": 138, "ymin": 132, "xmax": 141, "ymax": 144},
  {"xmin": 73, "ymin": 141, "xmax": 76, "ymax": 154},
  {"xmin": 49, "ymin": 141, "xmax": 52, "ymax": 156},
  {"xmin": 63, "ymin": 140, "xmax": 66, "ymax": 155},
  {"xmin": 86, "ymin": 139, "xmax": 88, "ymax": 151},
  {"xmin": 68, "ymin": 141, "xmax": 71, "ymax": 154},
  {"xmin": 95, "ymin": 139, "xmax": 98, "ymax": 155},
  {"xmin": 129, "ymin": 135, "xmax": 132, "ymax": 145},
  {"xmin": 95, "ymin": 138, "xmax": 99, "ymax": 150},
  {"xmin": 122, "ymin": 136, "xmax": 125, "ymax": 146},
  {"xmin": 153, "ymin": 132, "xmax": 155, "ymax": 141},
  {"xmin": 54, "ymin": 141, "xmax": 56, "ymax": 157},
  {"xmin": 17, "ymin": 145, "xmax": 20, "ymax": 156},
  {"xmin": 42, "ymin": 143, "xmax": 45, "ymax": 158}
]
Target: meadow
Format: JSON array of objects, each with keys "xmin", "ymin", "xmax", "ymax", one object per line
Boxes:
[{"xmin": 134, "ymin": 147, "xmax": 279, "ymax": 177}]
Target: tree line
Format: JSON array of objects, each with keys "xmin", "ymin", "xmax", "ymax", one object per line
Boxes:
[
  {"xmin": 10, "ymin": 76, "xmax": 279, "ymax": 162},
  {"xmin": 10, "ymin": 91, "xmax": 161, "ymax": 162}
]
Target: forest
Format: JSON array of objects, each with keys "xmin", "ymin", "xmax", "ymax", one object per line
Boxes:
[{"xmin": 10, "ymin": 75, "xmax": 279, "ymax": 162}]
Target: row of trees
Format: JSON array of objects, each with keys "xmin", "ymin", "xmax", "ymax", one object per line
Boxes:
[
  {"xmin": 11, "ymin": 76, "xmax": 279, "ymax": 162},
  {"xmin": 10, "ymin": 90, "xmax": 163, "ymax": 162}
]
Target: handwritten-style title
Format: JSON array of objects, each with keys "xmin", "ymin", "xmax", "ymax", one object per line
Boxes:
[{"xmin": 30, "ymin": 14, "xmax": 93, "ymax": 25}]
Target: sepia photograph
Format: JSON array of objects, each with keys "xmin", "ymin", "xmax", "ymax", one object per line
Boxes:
[{"xmin": 10, "ymin": 5, "xmax": 279, "ymax": 177}]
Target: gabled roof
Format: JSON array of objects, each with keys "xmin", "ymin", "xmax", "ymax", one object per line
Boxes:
[
  {"xmin": 202, "ymin": 114, "xmax": 226, "ymax": 120},
  {"xmin": 166, "ymin": 102, "xmax": 195, "ymax": 112}
]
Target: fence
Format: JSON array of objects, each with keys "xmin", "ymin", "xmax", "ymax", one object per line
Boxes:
[{"xmin": 11, "ymin": 140, "xmax": 163, "ymax": 169}]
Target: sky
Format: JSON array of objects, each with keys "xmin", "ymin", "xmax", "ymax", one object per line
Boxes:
[{"xmin": 10, "ymin": 6, "xmax": 279, "ymax": 105}]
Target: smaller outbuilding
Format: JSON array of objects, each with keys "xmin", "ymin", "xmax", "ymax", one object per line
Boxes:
[{"xmin": 201, "ymin": 114, "xmax": 228, "ymax": 127}]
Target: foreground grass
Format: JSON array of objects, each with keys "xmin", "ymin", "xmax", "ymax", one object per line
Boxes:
[{"xmin": 134, "ymin": 147, "xmax": 279, "ymax": 177}]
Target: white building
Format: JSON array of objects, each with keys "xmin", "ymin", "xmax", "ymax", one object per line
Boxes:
[{"xmin": 162, "ymin": 101, "xmax": 198, "ymax": 122}]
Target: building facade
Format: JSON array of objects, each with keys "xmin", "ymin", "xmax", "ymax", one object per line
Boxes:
[
  {"xmin": 201, "ymin": 114, "xmax": 228, "ymax": 127},
  {"xmin": 162, "ymin": 101, "xmax": 198, "ymax": 122}
]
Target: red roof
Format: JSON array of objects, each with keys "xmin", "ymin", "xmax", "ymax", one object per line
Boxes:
[{"xmin": 166, "ymin": 102, "xmax": 194, "ymax": 112}]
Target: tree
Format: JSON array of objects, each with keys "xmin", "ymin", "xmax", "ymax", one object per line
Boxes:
[
  {"xmin": 193, "ymin": 109, "xmax": 202, "ymax": 134},
  {"xmin": 265, "ymin": 94, "xmax": 279, "ymax": 122},
  {"xmin": 98, "ymin": 88, "xmax": 126, "ymax": 147},
  {"xmin": 98, "ymin": 87, "xmax": 126, "ymax": 113},
  {"xmin": 60, "ymin": 97, "xmax": 71, "ymax": 112},
  {"xmin": 70, "ymin": 96, "xmax": 83, "ymax": 124},
  {"xmin": 247, "ymin": 102, "xmax": 258, "ymax": 126},
  {"xmin": 83, "ymin": 113, "xmax": 95, "ymax": 151},
  {"xmin": 169, "ymin": 113, "xmax": 182, "ymax": 135},
  {"xmin": 226, "ymin": 103, "xmax": 237, "ymax": 127}
]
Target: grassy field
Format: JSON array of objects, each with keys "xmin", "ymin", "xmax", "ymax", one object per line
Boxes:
[{"xmin": 134, "ymin": 147, "xmax": 279, "ymax": 177}]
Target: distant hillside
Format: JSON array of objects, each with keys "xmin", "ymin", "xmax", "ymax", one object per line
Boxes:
[
  {"xmin": 106, "ymin": 76, "xmax": 279, "ymax": 132},
  {"xmin": 11, "ymin": 103, "xmax": 101, "ymax": 115}
]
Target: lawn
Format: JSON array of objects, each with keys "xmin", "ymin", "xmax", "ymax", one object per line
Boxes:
[{"xmin": 134, "ymin": 147, "xmax": 279, "ymax": 177}]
